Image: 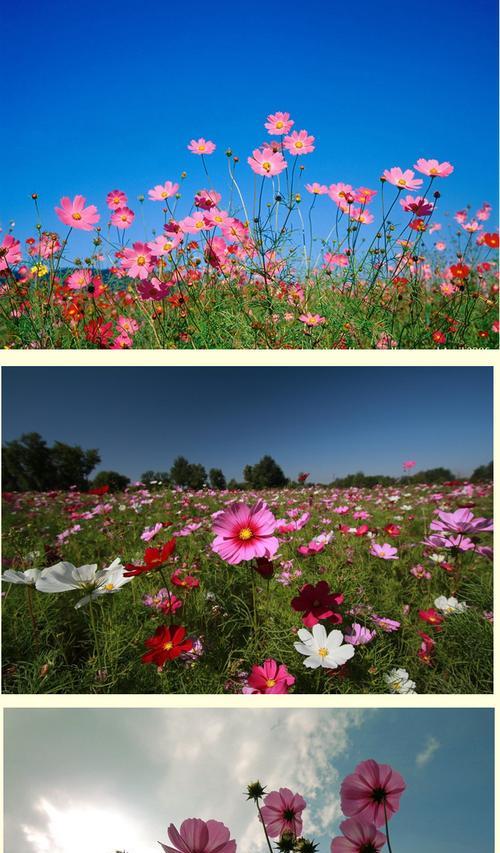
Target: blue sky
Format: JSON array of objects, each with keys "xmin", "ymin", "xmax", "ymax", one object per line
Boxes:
[
  {"xmin": 4, "ymin": 708, "xmax": 494, "ymax": 853},
  {"xmin": 2, "ymin": 367, "xmax": 493, "ymax": 481},
  {"xmin": 1, "ymin": 0, "xmax": 498, "ymax": 256}
]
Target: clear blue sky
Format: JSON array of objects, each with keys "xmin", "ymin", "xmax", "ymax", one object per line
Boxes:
[
  {"xmin": 1, "ymin": 0, "xmax": 498, "ymax": 256},
  {"xmin": 4, "ymin": 708, "xmax": 494, "ymax": 853},
  {"xmin": 2, "ymin": 367, "xmax": 492, "ymax": 481}
]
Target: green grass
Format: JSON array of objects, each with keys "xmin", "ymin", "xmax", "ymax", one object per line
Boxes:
[{"xmin": 1, "ymin": 482, "xmax": 493, "ymax": 694}]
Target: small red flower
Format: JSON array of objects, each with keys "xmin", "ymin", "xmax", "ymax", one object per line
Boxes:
[
  {"xmin": 88, "ymin": 485, "xmax": 109, "ymax": 496},
  {"xmin": 432, "ymin": 330, "xmax": 446, "ymax": 345},
  {"xmin": 383, "ymin": 523, "xmax": 401, "ymax": 537},
  {"xmin": 291, "ymin": 580, "xmax": 344, "ymax": 628},
  {"xmin": 449, "ymin": 263, "xmax": 470, "ymax": 278},
  {"xmin": 254, "ymin": 557, "xmax": 275, "ymax": 579},
  {"xmin": 142, "ymin": 624, "xmax": 193, "ymax": 668},
  {"xmin": 418, "ymin": 608, "xmax": 444, "ymax": 629},
  {"xmin": 483, "ymin": 232, "xmax": 499, "ymax": 249},
  {"xmin": 124, "ymin": 539, "xmax": 176, "ymax": 577},
  {"xmin": 171, "ymin": 569, "xmax": 200, "ymax": 589}
]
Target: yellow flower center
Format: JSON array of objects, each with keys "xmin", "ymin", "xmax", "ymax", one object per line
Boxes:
[
  {"xmin": 430, "ymin": 168, "xmax": 438, "ymax": 175},
  {"xmin": 276, "ymin": 121, "xmax": 284, "ymax": 129},
  {"xmin": 239, "ymin": 527, "xmax": 253, "ymax": 541},
  {"xmin": 195, "ymin": 220, "xmax": 204, "ymax": 229},
  {"xmin": 318, "ymin": 647, "xmax": 329, "ymax": 657},
  {"xmin": 137, "ymin": 255, "xmax": 146, "ymax": 265},
  {"xmin": 397, "ymin": 179, "xmax": 407, "ymax": 186},
  {"xmin": 72, "ymin": 212, "xmax": 82, "ymax": 220},
  {"xmin": 295, "ymin": 140, "xmax": 304, "ymax": 149},
  {"xmin": 114, "ymin": 197, "xmax": 120, "ymax": 204},
  {"xmin": 163, "ymin": 641, "xmax": 173, "ymax": 651},
  {"xmin": 161, "ymin": 191, "xmax": 168, "ymax": 198},
  {"xmin": 265, "ymin": 678, "xmax": 276, "ymax": 687},
  {"xmin": 198, "ymin": 144, "xmax": 206, "ymax": 152},
  {"xmin": 104, "ymin": 583, "xmax": 114, "ymax": 591},
  {"xmin": 121, "ymin": 214, "xmax": 127, "ymax": 221},
  {"xmin": 262, "ymin": 161, "xmax": 271, "ymax": 172}
]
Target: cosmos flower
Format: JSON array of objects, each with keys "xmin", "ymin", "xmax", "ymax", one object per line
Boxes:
[
  {"xmin": 55, "ymin": 195, "xmax": 100, "ymax": 230},
  {"xmin": 265, "ymin": 111, "xmax": 294, "ymax": 135},
  {"xmin": 331, "ymin": 818, "xmax": 387, "ymax": 853},
  {"xmin": 245, "ymin": 659, "xmax": 295, "ymax": 694},
  {"xmin": 188, "ymin": 138, "xmax": 216, "ymax": 155},
  {"xmin": 148, "ymin": 181, "xmax": 180, "ymax": 201},
  {"xmin": 159, "ymin": 818, "xmax": 236, "ymax": 853},
  {"xmin": 370, "ymin": 543, "xmax": 398, "ymax": 560},
  {"xmin": 212, "ymin": 501, "xmax": 279, "ymax": 565},
  {"xmin": 294, "ymin": 623, "xmax": 355, "ymax": 669},
  {"xmin": 414, "ymin": 158, "xmax": 454, "ymax": 177},
  {"xmin": 382, "ymin": 168, "xmax": 423, "ymax": 191},
  {"xmin": 384, "ymin": 668, "xmax": 416, "ymax": 694},
  {"xmin": 340, "ymin": 759, "xmax": 406, "ymax": 826},
  {"xmin": 260, "ymin": 788, "xmax": 306, "ymax": 838},
  {"xmin": 247, "ymin": 148, "xmax": 287, "ymax": 177},
  {"xmin": 142, "ymin": 624, "xmax": 193, "ymax": 668},
  {"xmin": 291, "ymin": 580, "xmax": 344, "ymax": 627},
  {"xmin": 283, "ymin": 130, "xmax": 315, "ymax": 155},
  {"xmin": 106, "ymin": 189, "xmax": 128, "ymax": 209}
]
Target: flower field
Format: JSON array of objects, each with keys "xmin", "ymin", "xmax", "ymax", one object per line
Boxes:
[
  {"xmin": 2, "ymin": 478, "xmax": 492, "ymax": 695},
  {"xmin": 1, "ymin": 112, "xmax": 498, "ymax": 349}
]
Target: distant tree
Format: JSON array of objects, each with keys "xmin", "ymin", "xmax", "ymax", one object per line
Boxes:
[
  {"xmin": 411, "ymin": 467, "xmax": 455, "ymax": 484},
  {"xmin": 187, "ymin": 463, "xmax": 207, "ymax": 490},
  {"xmin": 209, "ymin": 468, "xmax": 227, "ymax": 490},
  {"xmin": 2, "ymin": 433, "xmax": 100, "ymax": 491},
  {"xmin": 227, "ymin": 478, "xmax": 244, "ymax": 490},
  {"xmin": 51, "ymin": 441, "xmax": 101, "ymax": 490},
  {"xmin": 470, "ymin": 461, "xmax": 493, "ymax": 482},
  {"xmin": 141, "ymin": 470, "xmax": 171, "ymax": 488},
  {"xmin": 244, "ymin": 455, "xmax": 288, "ymax": 489},
  {"xmin": 170, "ymin": 456, "xmax": 193, "ymax": 487},
  {"xmin": 92, "ymin": 470, "xmax": 130, "ymax": 492}
]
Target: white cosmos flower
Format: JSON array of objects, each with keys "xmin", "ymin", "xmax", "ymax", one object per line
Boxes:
[
  {"xmin": 35, "ymin": 559, "xmax": 129, "ymax": 608},
  {"xmin": 384, "ymin": 667, "xmax": 417, "ymax": 694},
  {"xmin": 434, "ymin": 595, "xmax": 467, "ymax": 614},
  {"xmin": 2, "ymin": 568, "xmax": 41, "ymax": 586},
  {"xmin": 294, "ymin": 623, "xmax": 355, "ymax": 669}
]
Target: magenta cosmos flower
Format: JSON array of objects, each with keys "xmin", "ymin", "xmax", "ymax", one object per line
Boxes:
[
  {"xmin": 248, "ymin": 147, "xmax": 287, "ymax": 177},
  {"xmin": 430, "ymin": 507, "xmax": 493, "ymax": 535},
  {"xmin": 120, "ymin": 242, "xmax": 152, "ymax": 279},
  {"xmin": 341, "ymin": 759, "xmax": 406, "ymax": 827},
  {"xmin": 331, "ymin": 818, "xmax": 387, "ymax": 853},
  {"xmin": 106, "ymin": 189, "xmax": 128, "ymax": 209},
  {"xmin": 260, "ymin": 788, "xmax": 306, "ymax": 838},
  {"xmin": 55, "ymin": 195, "xmax": 100, "ymax": 230},
  {"xmin": 111, "ymin": 206, "xmax": 135, "ymax": 228},
  {"xmin": 159, "ymin": 818, "xmax": 236, "ymax": 853},
  {"xmin": 212, "ymin": 500, "xmax": 279, "ymax": 564},
  {"xmin": 0, "ymin": 235, "xmax": 22, "ymax": 269},
  {"xmin": 245, "ymin": 658, "xmax": 295, "ymax": 694}
]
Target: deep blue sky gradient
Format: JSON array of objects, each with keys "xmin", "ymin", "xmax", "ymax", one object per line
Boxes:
[
  {"xmin": 2, "ymin": 367, "xmax": 493, "ymax": 481},
  {"xmin": 1, "ymin": 0, "xmax": 498, "ymax": 256}
]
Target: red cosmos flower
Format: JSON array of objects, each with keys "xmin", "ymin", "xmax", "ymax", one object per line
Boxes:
[
  {"xmin": 354, "ymin": 524, "xmax": 370, "ymax": 536},
  {"xmin": 449, "ymin": 263, "xmax": 470, "ymax": 278},
  {"xmin": 483, "ymin": 232, "xmax": 499, "ymax": 249},
  {"xmin": 383, "ymin": 523, "xmax": 401, "ymax": 537},
  {"xmin": 84, "ymin": 317, "xmax": 114, "ymax": 347},
  {"xmin": 171, "ymin": 569, "xmax": 200, "ymax": 589},
  {"xmin": 124, "ymin": 539, "xmax": 176, "ymax": 577},
  {"xmin": 418, "ymin": 631, "xmax": 435, "ymax": 666},
  {"xmin": 432, "ymin": 330, "xmax": 446, "ymax": 345},
  {"xmin": 291, "ymin": 580, "xmax": 344, "ymax": 628},
  {"xmin": 418, "ymin": 608, "xmax": 444, "ymax": 629},
  {"xmin": 142, "ymin": 624, "xmax": 193, "ymax": 668},
  {"xmin": 254, "ymin": 557, "xmax": 275, "ymax": 579},
  {"xmin": 88, "ymin": 485, "xmax": 109, "ymax": 496}
]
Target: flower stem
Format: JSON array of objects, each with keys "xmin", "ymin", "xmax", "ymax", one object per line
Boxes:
[
  {"xmin": 384, "ymin": 800, "xmax": 394, "ymax": 853},
  {"xmin": 256, "ymin": 801, "xmax": 275, "ymax": 853}
]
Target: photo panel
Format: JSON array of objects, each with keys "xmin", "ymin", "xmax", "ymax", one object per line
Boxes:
[{"xmin": 1, "ymin": 365, "xmax": 493, "ymax": 695}]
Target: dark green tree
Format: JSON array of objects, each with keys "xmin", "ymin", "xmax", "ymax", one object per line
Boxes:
[
  {"xmin": 170, "ymin": 456, "xmax": 193, "ymax": 487},
  {"xmin": 209, "ymin": 468, "xmax": 227, "ymax": 489},
  {"xmin": 244, "ymin": 455, "xmax": 288, "ymax": 489},
  {"xmin": 470, "ymin": 461, "xmax": 493, "ymax": 482},
  {"xmin": 187, "ymin": 463, "xmax": 207, "ymax": 490},
  {"xmin": 2, "ymin": 433, "xmax": 100, "ymax": 491},
  {"xmin": 92, "ymin": 470, "xmax": 130, "ymax": 492},
  {"xmin": 50, "ymin": 441, "xmax": 101, "ymax": 490}
]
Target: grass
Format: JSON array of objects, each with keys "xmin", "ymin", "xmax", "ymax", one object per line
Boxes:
[{"xmin": 1, "ymin": 481, "xmax": 493, "ymax": 694}]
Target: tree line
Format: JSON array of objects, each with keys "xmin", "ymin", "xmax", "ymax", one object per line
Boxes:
[{"xmin": 2, "ymin": 434, "xmax": 493, "ymax": 492}]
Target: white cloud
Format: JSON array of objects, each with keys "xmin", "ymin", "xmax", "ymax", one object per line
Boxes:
[{"xmin": 416, "ymin": 736, "xmax": 440, "ymax": 768}]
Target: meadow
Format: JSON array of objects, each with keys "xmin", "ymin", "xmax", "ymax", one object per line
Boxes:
[
  {"xmin": 0, "ymin": 112, "xmax": 498, "ymax": 349},
  {"xmin": 2, "ymin": 479, "xmax": 493, "ymax": 694}
]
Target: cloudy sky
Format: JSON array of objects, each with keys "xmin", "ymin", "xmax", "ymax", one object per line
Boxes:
[{"xmin": 4, "ymin": 708, "xmax": 493, "ymax": 853}]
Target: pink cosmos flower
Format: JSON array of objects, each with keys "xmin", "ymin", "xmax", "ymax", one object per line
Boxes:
[
  {"xmin": 160, "ymin": 819, "xmax": 236, "ymax": 853},
  {"xmin": 340, "ymin": 759, "xmax": 406, "ymax": 827},
  {"xmin": 120, "ymin": 242, "xmax": 152, "ymax": 279},
  {"xmin": 283, "ymin": 129, "xmax": 315, "ymax": 155},
  {"xmin": 212, "ymin": 500, "xmax": 279, "ymax": 565},
  {"xmin": 179, "ymin": 212, "xmax": 210, "ymax": 233},
  {"xmin": 430, "ymin": 508, "xmax": 493, "ymax": 535},
  {"xmin": 354, "ymin": 187, "xmax": 377, "ymax": 204},
  {"xmin": 111, "ymin": 206, "xmax": 135, "ymax": 228},
  {"xmin": 411, "ymin": 564, "xmax": 431, "ymax": 580},
  {"xmin": 306, "ymin": 182, "xmax": 328, "ymax": 195},
  {"xmin": 245, "ymin": 659, "xmax": 295, "ymax": 694},
  {"xmin": 260, "ymin": 788, "xmax": 306, "ymax": 838},
  {"xmin": 370, "ymin": 543, "xmax": 398, "ymax": 560},
  {"xmin": 371, "ymin": 615, "xmax": 400, "ymax": 633},
  {"xmin": 331, "ymin": 818, "xmax": 387, "ymax": 853},
  {"xmin": 66, "ymin": 269, "xmax": 93, "ymax": 290},
  {"xmin": 265, "ymin": 111, "xmax": 294, "ymax": 135},
  {"xmin": 0, "ymin": 235, "xmax": 22, "ymax": 270},
  {"xmin": 106, "ymin": 189, "xmax": 128, "ymax": 209},
  {"xmin": 402, "ymin": 460, "xmax": 416, "ymax": 470},
  {"xmin": 414, "ymin": 158, "xmax": 454, "ymax": 177},
  {"xmin": 328, "ymin": 183, "xmax": 354, "ymax": 205},
  {"xmin": 194, "ymin": 189, "xmax": 222, "ymax": 210},
  {"xmin": 55, "ymin": 195, "xmax": 100, "ymax": 230},
  {"xmin": 188, "ymin": 138, "xmax": 216, "ymax": 155},
  {"xmin": 349, "ymin": 207, "xmax": 374, "ymax": 224},
  {"xmin": 382, "ymin": 168, "xmax": 423, "ymax": 191},
  {"xmin": 141, "ymin": 522, "xmax": 164, "ymax": 542},
  {"xmin": 248, "ymin": 148, "xmax": 287, "ymax": 177},
  {"xmin": 325, "ymin": 252, "xmax": 349, "ymax": 268},
  {"xmin": 299, "ymin": 313, "xmax": 326, "ymax": 326},
  {"xmin": 148, "ymin": 181, "xmax": 180, "ymax": 201},
  {"xmin": 344, "ymin": 623, "xmax": 376, "ymax": 646},
  {"xmin": 148, "ymin": 233, "xmax": 182, "ymax": 257}
]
